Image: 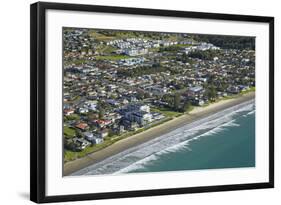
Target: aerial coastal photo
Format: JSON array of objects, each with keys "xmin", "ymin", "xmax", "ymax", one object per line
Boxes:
[{"xmin": 63, "ymin": 27, "xmax": 255, "ymax": 176}]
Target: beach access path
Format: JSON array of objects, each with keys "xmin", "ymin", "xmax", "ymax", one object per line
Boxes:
[{"xmin": 64, "ymin": 92, "xmax": 255, "ymax": 176}]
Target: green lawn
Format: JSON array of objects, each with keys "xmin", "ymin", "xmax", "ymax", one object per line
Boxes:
[
  {"xmin": 89, "ymin": 31, "xmax": 116, "ymax": 41},
  {"xmin": 151, "ymin": 107, "xmax": 182, "ymax": 118},
  {"xmin": 185, "ymin": 105, "xmax": 194, "ymax": 113},
  {"xmin": 64, "ymin": 126, "xmax": 76, "ymax": 138},
  {"xmin": 241, "ymin": 86, "xmax": 256, "ymax": 94},
  {"xmin": 100, "ymin": 45, "xmax": 116, "ymax": 54},
  {"xmin": 95, "ymin": 55, "xmax": 130, "ymax": 61},
  {"xmin": 65, "ymin": 113, "xmax": 80, "ymax": 121},
  {"xmin": 64, "ymin": 139, "xmax": 115, "ymax": 162}
]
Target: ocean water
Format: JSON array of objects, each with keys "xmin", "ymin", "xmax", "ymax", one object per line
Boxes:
[{"xmin": 72, "ymin": 100, "xmax": 255, "ymax": 176}]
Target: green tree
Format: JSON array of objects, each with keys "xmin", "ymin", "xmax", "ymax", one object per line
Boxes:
[
  {"xmin": 173, "ymin": 93, "xmax": 181, "ymax": 111},
  {"xmin": 182, "ymin": 101, "xmax": 191, "ymax": 112},
  {"xmin": 64, "ymin": 139, "xmax": 76, "ymax": 151},
  {"xmin": 207, "ymin": 85, "xmax": 217, "ymax": 102}
]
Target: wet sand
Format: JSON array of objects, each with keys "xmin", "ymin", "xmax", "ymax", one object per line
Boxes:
[{"xmin": 64, "ymin": 92, "xmax": 255, "ymax": 176}]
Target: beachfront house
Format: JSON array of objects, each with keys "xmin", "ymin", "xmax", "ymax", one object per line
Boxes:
[
  {"xmin": 92, "ymin": 137, "xmax": 103, "ymax": 145},
  {"xmin": 112, "ymin": 125, "xmax": 125, "ymax": 134},
  {"xmin": 188, "ymin": 86, "xmax": 205, "ymax": 97},
  {"xmin": 83, "ymin": 132, "xmax": 93, "ymax": 141},
  {"xmin": 151, "ymin": 112, "xmax": 165, "ymax": 120},
  {"xmin": 120, "ymin": 103, "xmax": 152, "ymax": 126},
  {"xmin": 193, "ymin": 98, "xmax": 205, "ymax": 106},
  {"xmin": 121, "ymin": 119, "xmax": 139, "ymax": 130},
  {"xmin": 83, "ymin": 131, "xmax": 104, "ymax": 145},
  {"xmin": 73, "ymin": 137, "xmax": 91, "ymax": 151},
  {"xmin": 127, "ymin": 111, "xmax": 152, "ymax": 126},
  {"xmin": 98, "ymin": 129, "xmax": 109, "ymax": 138},
  {"xmin": 227, "ymin": 86, "xmax": 239, "ymax": 94}
]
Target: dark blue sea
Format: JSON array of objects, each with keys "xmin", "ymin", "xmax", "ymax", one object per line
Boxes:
[{"xmin": 72, "ymin": 100, "xmax": 255, "ymax": 176}]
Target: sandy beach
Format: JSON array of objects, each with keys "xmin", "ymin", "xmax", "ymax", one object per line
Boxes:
[{"xmin": 64, "ymin": 92, "xmax": 255, "ymax": 176}]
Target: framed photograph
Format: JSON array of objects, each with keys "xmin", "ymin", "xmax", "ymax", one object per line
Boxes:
[{"xmin": 30, "ymin": 1, "xmax": 274, "ymax": 203}]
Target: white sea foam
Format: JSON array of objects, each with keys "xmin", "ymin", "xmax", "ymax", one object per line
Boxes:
[
  {"xmin": 157, "ymin": 140, "xmax": 192, "ymax": 155},
  {"xmin": 114, "ymin": 154, "xmax": 159, "ymax": 174},
  {"xmin": 71, "ymin": 100, "xmax": 255, "ymax": 176},
  {"xmin": 243, "ymin": 110, "xmax": 256, "ymax": 117},
  {"xmin": 113, "ymin": 120, "xmax": 240, "ymax": 174}
]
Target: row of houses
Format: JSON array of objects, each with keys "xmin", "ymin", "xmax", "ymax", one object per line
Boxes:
[{"xmin": 182, "ymin": 42, "xmax": 220, "ymax": 54}]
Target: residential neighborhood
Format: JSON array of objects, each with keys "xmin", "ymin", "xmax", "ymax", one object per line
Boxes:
[{"xmin": 63, "ymin": 28, "xmax": 255, "ymax": 162}]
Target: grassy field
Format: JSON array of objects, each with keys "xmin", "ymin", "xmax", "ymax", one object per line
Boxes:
[
  {"xmin": 89, "ymin": 31, "xmax": 141, "ymax": 41},
  {"xmin": 151, "ymin": 107, "xmax": 183, "ymax": 118},
  {"xmin": 95, "ymin": 55, "xmax": 131, "ymax": 61},
  {"xmin": 89, "ymin": 31, "xmax": 116, "ymax": 41},
  {"xmin": 184, "ymin": 105, "xmax": 194, "ymax": 113},
  {"xmin": 64, "ymin": 126, "xmax": 76, "ymax": 138},
  {"xmin": 65, "ymin": 113, "xmax": 80, "ymax": 121},
  {"xmin": 241, "ymin": 86, "xmax": 255, "ymax": 94},
  {"xmin": 99, "ymin": 45, "xmax": 116, "ymax": 54}
]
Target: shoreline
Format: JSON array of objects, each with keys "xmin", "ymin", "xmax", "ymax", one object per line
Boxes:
[{"xmin": 64, "ymin": 92, "xmax": 255, "ymax": 176}]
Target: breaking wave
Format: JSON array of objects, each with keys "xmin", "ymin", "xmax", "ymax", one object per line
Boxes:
[{"xmin": 71, "ymin": 100, "xmax": 255, "ymax": 176}]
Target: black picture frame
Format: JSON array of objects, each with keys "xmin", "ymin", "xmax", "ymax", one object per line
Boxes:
[{"xmin": 30, "ymin": 1, "xmax": 274, "ymax": 203}]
